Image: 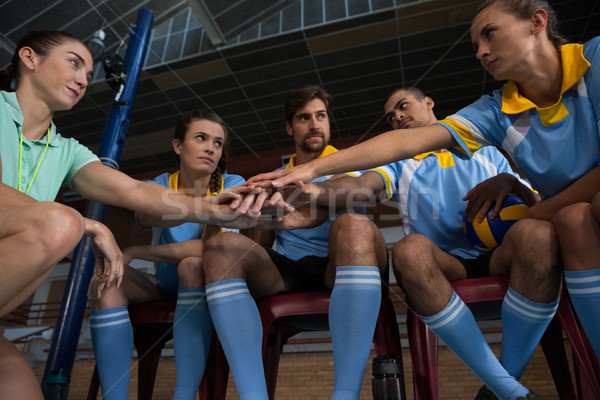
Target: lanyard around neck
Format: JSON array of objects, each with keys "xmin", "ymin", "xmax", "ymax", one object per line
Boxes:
[{"xmin": 18, "ymin": 127, "xmax": 50, "ymax": 194}]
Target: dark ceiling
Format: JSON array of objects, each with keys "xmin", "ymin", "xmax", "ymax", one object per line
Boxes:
[{"xmin": 1, "ymin": 0, "xmax": 598, "ymax": 177}]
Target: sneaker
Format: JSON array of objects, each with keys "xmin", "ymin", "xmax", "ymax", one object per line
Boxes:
[
  {"xmin": 517, "ymin": 392, "xmax": 542, "ymax": 400},
  {"xmin": 474, "ymin": 386, "xmax": 498, "ymax": 400}
]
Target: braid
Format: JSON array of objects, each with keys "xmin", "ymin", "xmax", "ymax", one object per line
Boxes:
[
  {"xmin": 201, "ymin": 165, "xmax": 224, "ymax": 240},
  {"xmin": 0, "ymin": 65, "xmax": 16, "ymax": 92}
]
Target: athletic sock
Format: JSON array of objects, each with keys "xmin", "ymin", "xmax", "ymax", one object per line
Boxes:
[
  {"xmin": 564, "ymin": 268, "xmax": 600, "ymax": 358},
  {"xmin": 499, "ymin": 285, "xmax": 558, "ymax": 379},
  {"xmin": 173, "ymin": 288, "xmax": 213, "ymax": 400},
  {"xmin": 330, "ymin": 266, "xmax": 381, "ymax": 400},
  {"xmin": 206, "ymin": 279, "xmax": 268, "ymax": 400},
  {"xmin": 90, "ymin": 306, "xmax": 133, "ymax": 400},
  {"xmin": 421, "ymin": 292, "xmax": 528, "ymax": 400}
]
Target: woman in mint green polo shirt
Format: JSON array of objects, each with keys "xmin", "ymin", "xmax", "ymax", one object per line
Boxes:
[{"xmin": 0, "ymin": 30, "xmax": 282, "ymax": 400}]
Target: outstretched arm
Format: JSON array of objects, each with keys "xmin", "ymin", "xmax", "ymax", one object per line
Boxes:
[
  {"xmin": 256, "ymin": 203, "xmax": 332, "ymax": 231},
  {"xmin": 249, "ymin": 124, "xmax": 455, "ymax": 187},
  {"xmin": 72, "ymin": 162, "xmax": 285, "ymax": 225},
  {"xmin": 277, "ymin": 171, "xmax": 388, "ymax": 211}
]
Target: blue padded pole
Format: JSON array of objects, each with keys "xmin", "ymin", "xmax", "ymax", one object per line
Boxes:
[{"xmin": 41, "ymin": 8, "xmax": 154, "ymax": 399}]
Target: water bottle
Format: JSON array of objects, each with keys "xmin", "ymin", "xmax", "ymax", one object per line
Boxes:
[{"xmin": 372, "ymin": 354, "xmax": 405, "ymax": 400}]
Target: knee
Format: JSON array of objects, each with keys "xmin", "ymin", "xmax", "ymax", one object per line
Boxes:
[
  {"xmin": 506, "ymin": 218, "xmax": 557, "ymax": 249},
  {"xmin": 552, "ymin": 203, "xmax": 597, "ymax": 253},
  {"xmin": 503, "ymin": 218, "xmax": 560, "ymax": 272},
  {"xmin": 592, "ymin": 192, "xmax": 600, "ymax": 222},
  {"xmin": 32, "ymin": 202, "xmax": 84, "ymax": 259},
  {"xmin": 178, "ymin": 257, "xmax": 205, "ymax": 286},
  {"xmin": 330, "ymin": 213, "xmax": 377, "ymax": 249},
  {"xmin": 203, "ymin": 232, "xmax": 238, "ymax": 260},
  {"xmin": 202, "ymin": 232, "xmax": 247, "ymax": 280},
  {"xmin": 91, "ymin": 267, "xmax": 131, "ymax": 309},
  {"xmin": 392, "ymin": 234, "xmax": 432, "ymax": 282},
  {"xmin": 552, "ymin": 203, "xmax": 589, "ymax": 235}
]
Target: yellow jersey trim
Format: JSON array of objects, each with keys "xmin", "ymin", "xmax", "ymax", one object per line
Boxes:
[
  {"xmin": 501, "ymin": 43, "xmax": 590, "ymax": 116},
  {"xmin": 434, "ymin": 152, "xmax": 455, "ymax": 168},
  {"xmin": 439, "ymin": 119, "xmax": 482, "ymax": 155},
  {"xmin": 371, "ymin": 167, "xmax": 393, "ymax": 202},
  {"xmin": 285, "ymin": 145, "xmax": 338, "ymax": 169},
  {"xmin": 414, "ymin": 151, "xmax": 456, "ymax": 168},
  {"xmin": 168, "ymin": 170, "xmax": 223, "ymax": 196}
]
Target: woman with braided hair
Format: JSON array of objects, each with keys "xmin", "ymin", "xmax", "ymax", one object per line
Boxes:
[{"xmin": 89, "ymin": 110, "xmax": 245, "ymax": 400}]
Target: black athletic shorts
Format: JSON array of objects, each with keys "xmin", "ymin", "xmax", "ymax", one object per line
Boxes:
[
  {"xmin": 262, "ymin": 246, "xmax": 330, "ymax": 293},
  {"xmin": 454, "ymin": 248, "xmax": 497, "ymax": 279}
]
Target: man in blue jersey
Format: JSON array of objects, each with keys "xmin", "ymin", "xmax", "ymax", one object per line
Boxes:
[
  {"xmin": 200, "ymin": 85, "xmax": 388, "ymax": 400},
  {"xmin": 293, "ymin": 87, "xmax": 558, "ymax": 400}
]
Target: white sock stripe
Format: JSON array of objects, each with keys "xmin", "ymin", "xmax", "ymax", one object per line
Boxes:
[
  {"xmin": 504, "ymin": 297, "xmax": 556, "ymax": 320},
  {"xmin": 565, "ymin": 274, "xmax": 600, "ymax": 284},
  {"xmin": 426, "ymin": 294, "xmax": 461, "ymax": 325},
  {"xmin": 178, "ymin": 291, "xmax": 205, "ymax": 297},
  {"xmin": 90, "ymin": 317, "xmax": 130, "ymax": 328},
  {"xmin": 90, "ymin": 310, "xmax": 129, "ymax": 320},
  {"xmin": 568, "ymin": 286, "xmax": 600, "ymax": 295},
  {"xmin": 206, "ymin": 288, "xmax": 249, "ymax": 301},
  {"xmin": 205, "ymin": 281, "xmax": 246, "ymax": 294},
  {"xmin": 336, "ymin": 270, "xmax": 380, "ymax": 276},
  {"xmin": 428, "ymin": 301, "xmax": 466, "ymax": 330},
  {"xmin": 506, "ymin": 290, "xmax": 558, "ymax": 314},
  {"xmin": 177, "ymin": 295, "xmax": 205, "ymax": 301},
  {"xmin": 177, "ymin": 299, "xmax": 207, "ymax": 305},
  {"xmin": 334, "ymin": 278, "xmax": 381, "ymax": 285}
]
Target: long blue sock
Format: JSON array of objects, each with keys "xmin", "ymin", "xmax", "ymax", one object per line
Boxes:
[
  {"xmin": 206, "ymin": 279, "xmax": 267, "ymax": 400},
  {"xmin": 173, "ymin": 288, "xmax": 213, "ymax": 400},
  {"xmin": 90, "ymin": 306, "xmax": 133, "ymax": 400},
  {"xmin": 499, "ymin": 285, "xmax": 558, "ymax": 379},
  {"xmin": 565, "ymin": 268, "xmax": 600, "ymax": 358},
  {"xmin": 330, "ymin": 266, "xmax": 381, "ymax": 400},
  {"xmin": 421, "ymin": 292, "xmax": 528, "ymax": 400}
]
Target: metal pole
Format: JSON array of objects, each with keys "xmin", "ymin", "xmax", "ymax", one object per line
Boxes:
[{"xmin": 41, "ymin": 8, "xmax": 154, "ymax": 399}]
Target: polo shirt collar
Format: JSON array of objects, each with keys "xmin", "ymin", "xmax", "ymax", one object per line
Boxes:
[
  {"xmin": 413, "ymin": 152, "xmax": 434, "ymax": 160},
  {"xmin": 168, "ymin": 170, "xmax": 223, "ymax": 195},
  {"xmin": 501, "ymin": 43, "xmax": 590, "ymax": 114},
  {"xmin": 2, "ymin": 91, "xmax": 59, "ymax": 146},
  {"xmin": 285, "ymin": 145, "xmax": 338, "ymax": 169}
]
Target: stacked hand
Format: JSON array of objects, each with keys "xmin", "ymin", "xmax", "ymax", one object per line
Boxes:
[
  {"xmin": 207, "ymin": 184, "xmax": 296, "ymax": 228},
  {"xmin": 247, "ymin": 163, "xmax": 316, "ymax": 189}
]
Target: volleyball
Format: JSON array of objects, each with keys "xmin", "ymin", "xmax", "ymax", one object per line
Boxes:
[{"xmin": 463, "ymin": 194, "xmax": 529, "ymax": 251}]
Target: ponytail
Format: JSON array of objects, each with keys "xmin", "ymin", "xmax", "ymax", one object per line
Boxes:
[{"xmin": 0, "ymin": 66, "xmax": 16, "ymax": 92}]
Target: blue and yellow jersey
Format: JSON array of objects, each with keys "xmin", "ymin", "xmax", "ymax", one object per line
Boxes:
[
  {"xmin": 274, "ymin": 145, "xmax": 362, "ymax": 260},
  {"xmin": 436, "ymin": 37, "xmax": 600, "ymax": 198},
  {"xmin": 371, "ymin": 147, "xmax": 523, "ymax": 259},
  {"xmin": 148, "ymin": 171, "xmax": 245, "ymax": 291}
]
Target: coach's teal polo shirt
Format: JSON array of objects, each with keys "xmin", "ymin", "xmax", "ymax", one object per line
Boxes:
[{"xmin": 0, "ymin": 91, "xmax": 98, "ymax": 201}]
